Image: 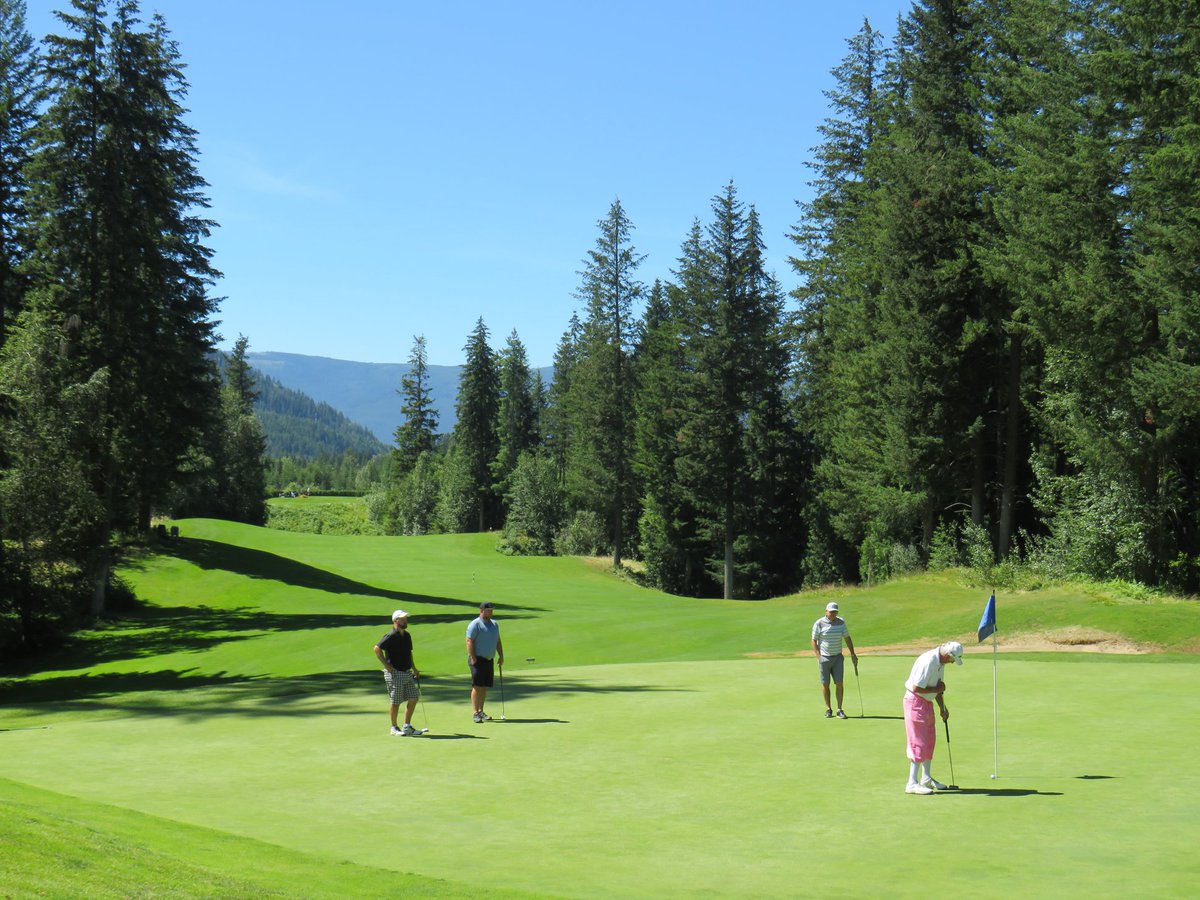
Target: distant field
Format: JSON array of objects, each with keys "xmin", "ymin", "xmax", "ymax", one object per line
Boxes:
[
  {"xmin": 2, "ymin": 520, "xmax": 1197, "ymax": 897},
  {"xmin": 265, "ymin": 494, "xmax": 381, "ymax": 536}
]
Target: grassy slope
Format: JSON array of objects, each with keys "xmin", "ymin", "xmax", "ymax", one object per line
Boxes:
[{"xmin": 2, "ymin": 519, "xmax": 1198, "ymax": 897}]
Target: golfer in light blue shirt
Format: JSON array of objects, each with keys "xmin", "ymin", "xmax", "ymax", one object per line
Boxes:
[{"xmin": 466, "ymin": 602, "xmax": 504, "ymax": 723}]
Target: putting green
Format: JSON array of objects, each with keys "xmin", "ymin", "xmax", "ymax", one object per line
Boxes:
[
  {"xmin": 3, "ymin": 654, "xmax": 1197, "ymax": 897},
  {"xmin": 3, "ymin": 521, "xmax": 1198, "ymax": 896}
]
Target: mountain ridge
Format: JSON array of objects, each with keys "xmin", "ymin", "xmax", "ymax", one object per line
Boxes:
[{"xmin": 247, "ymin": 350, "xmax": 552, "ymax": 443}]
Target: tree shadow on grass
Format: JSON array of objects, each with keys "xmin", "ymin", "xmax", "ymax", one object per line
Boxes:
[
  {"xmin": 0, "ymin": 670, "xmax": 383, "ymax": 714},
  {"xmin": 160, "ymin": 537, "xmax": 488, "ymax": 609},
  {"xmin": 0, "ymin": 668, "xmax": 266, "ymax": 707}
]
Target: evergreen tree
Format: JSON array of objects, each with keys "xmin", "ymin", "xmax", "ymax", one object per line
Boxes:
[
  {"xmin": 634, "ymin": 278, "xmax": 700, "ymax": 593},
  {"xmin": 492, "ymin": 329, "xmax": 537, "ymax": 506},
  {"xmin": 24, "ymin": 0, "xmax": 220, "ymax": 611},
  {"xmin": 217, "ymin": 336, "xmax": 266, "ymax": 524},
  {"xmin": 0, "ymin": 0, "xmax": 39, "ymax": 345},
  {"xmin": 544, "ymin": 313, "xmax": 582, "ymax": 482},
  {"xmin": 451, "ymin": 318, "xmax": 499, "ymax": 531},
  {"xmin": 789, "ymin": 18, "xmax": 890, "ymax": 581},
  {"xmin": 0, "ymin": 306, "xmax": 107, "ymax": 646},
  {"xmin": 392, "ymin": 334, "xmax": 439, "ymax": 478},
  {"xmin": 565, "ymin": 199, "xmax": 643, "ymax": 567},
  {"xmin": 674, "ymin": 185, "xmax": 786, "ymax": 598}
]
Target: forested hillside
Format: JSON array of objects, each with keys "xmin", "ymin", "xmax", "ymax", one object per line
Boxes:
[{"xmin": 254, "ymin": 371, "xmax": 387, "ymax": 459}]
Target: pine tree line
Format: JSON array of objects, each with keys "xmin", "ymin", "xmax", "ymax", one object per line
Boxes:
[
  {"xmin": 0, "ymin": 0, "xmax": 262, "ymax": 650},
  {"xmin": 381, "ymin": 2, "xmax": 1199, "ymax": 598}
]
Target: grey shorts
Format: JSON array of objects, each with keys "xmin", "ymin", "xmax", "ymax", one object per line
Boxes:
[
  {"xmin": 818, "ymin": 654, "xmax": 845, "ymax": 685},
  {"xmin": 384, "ymin": 669, "xmax": 419, "ymax": 703}
]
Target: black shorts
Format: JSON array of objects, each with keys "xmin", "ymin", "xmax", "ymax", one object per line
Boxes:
[{"xmin": 470, "ymin": 657, "xmax": 494, "ymax": 687}]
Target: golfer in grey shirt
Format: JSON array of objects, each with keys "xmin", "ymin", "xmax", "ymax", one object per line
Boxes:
[{"xmin": 812, "ymin": 602, "xmax": 858, "ymax": 718}]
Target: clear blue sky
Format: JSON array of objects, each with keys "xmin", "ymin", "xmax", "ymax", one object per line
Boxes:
[{"xmin": 27, "ymin": 0, "xmax": 912, "ymax": 367}]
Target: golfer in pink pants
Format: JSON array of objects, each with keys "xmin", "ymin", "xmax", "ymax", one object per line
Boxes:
[{"xmin": 902, "ymin": 642, "xmax": 963, "ymax": 794}]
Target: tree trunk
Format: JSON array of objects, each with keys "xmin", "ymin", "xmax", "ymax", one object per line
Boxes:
[
  {"xmin": 971, "ymin": 427, "xmax": 986, "ymax": 526},
  {"xmin": 89, "ymin": 548, "xmax": 110, "ymax": 617},
  {"xmin": 611, "ymin": 500, "xmax": 623, "ymax": 569},
  {"xmin": 998, "ymin": 334, "xmax": 1022, "ymax": 559},
  {"xmin": 724, "ymin": 499, "xmax": 734, "ymax": 600}
]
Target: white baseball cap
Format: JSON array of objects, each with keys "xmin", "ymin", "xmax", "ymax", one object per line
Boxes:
[
  {"xmin": 826, "ymin": 602, "xmax": 839, "ymax": 612},
  {"xmin": 941, "ymin": 641, "xmax": 964, "ymax": 665},
  {"xmin": 392, "ymin": 609, "xmax": 409, "ymax": 621}
]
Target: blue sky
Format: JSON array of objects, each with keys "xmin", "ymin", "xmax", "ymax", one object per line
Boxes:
[{"xmin": 27, "ymin": 0, "xmax": 912, "ymax": 367}]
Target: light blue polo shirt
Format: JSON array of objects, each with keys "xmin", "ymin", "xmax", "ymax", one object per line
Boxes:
[{"xmin": 466, "ymin": 616, "xmax": 500, "ymax": 658}]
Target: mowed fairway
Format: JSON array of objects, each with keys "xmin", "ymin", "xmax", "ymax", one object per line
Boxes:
[{"xmin": 2, "ymin": 520, "xmax": 1198, "ymax": 898}]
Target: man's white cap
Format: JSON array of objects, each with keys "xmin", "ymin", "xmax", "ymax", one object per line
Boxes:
[
  {"xmin": 826, "ymin": 602, "xmax": 839, "ymax": 612},
  {"xmin": 941, "ymin": 641, "xmax": 964, "ymax": 665},
  {"xmin": 392, "ymin": 609, "xmax": 409, "ymax": 621}
]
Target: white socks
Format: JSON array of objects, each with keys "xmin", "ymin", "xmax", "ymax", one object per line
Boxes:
[{"xmin": 908, "ymin": 762, "xmax": 921, "ymax": 785}]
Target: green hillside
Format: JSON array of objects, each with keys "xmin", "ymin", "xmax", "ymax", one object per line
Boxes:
[{"xmin": 1, "ymin": 521, "xmax": 1196, "ymax": 898}]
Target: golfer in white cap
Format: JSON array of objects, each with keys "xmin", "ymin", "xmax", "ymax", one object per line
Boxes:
[
  {"xmin": 374, "ymin": 610, "xmax": 422, "ymax": 736},
  {"xmin": 811, "ymin": 601, "xmax": 858, "ymax": 718},
  {"xmin": 902, "ymin": 641, "xmax": 963, "ymax": 793}
]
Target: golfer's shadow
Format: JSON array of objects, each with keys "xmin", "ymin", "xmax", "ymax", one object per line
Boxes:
[
  {"xmin": 419, "ymin": 733, "xmax": 488, "ymax": 740},
  {"xmin": 854, "ymin": 715, "xmax": 904, "ymax": 721},
  {"xmin": 949, "ymin": 788, "xmax": 1064, "ymax": 797},
  {"xmin": 487, "ymin": 718, "xmax": 569, "ymax": 725}
]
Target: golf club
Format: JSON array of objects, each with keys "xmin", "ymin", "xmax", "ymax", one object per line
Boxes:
[
  {"xmin": 942, "ymin": 716, "xmax": 959, "ymax": 790},
  {"xmin": 498, "ymin": 663, "xmax": 507, "ymax": 720},
  {"xmin": 853, "ymin": 657, "xmax": 864, "ymax": 718},
  {"xmin": 415, "ymin": 673, "xmax": 430, "ymax": 733}
]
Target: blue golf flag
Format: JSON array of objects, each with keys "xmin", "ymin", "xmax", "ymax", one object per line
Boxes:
[{"xmin": 978, "ymin": 592, "xmax": 996, "ymax": 643}]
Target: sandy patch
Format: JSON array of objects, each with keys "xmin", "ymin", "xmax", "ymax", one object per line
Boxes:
[{"xmin": 746, "ymin": 627, "xmax": 1158, "ymax": 658}]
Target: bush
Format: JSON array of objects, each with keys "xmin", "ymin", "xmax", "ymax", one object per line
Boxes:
[
  {"xmin": 499, "ymin": 453, "xmax": 564, "ymax": 555},
  {"xmin": 858, "ymin": 534, "xmax": 922, "ymax": 585},
  {"xmin": 555, "ymin": 510, "xmax": 609, "ymax": 557},
  {"xmin": 266, "ymin": 498, "xmax": 383, "ymax": 535},
  {"xmin": 927, "ymin": 520, "xmax": 961, "ymax": 571}
]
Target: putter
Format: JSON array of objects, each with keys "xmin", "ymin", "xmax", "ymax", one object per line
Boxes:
[
  {"xmin": 853, "ymin": 657, "xmax": 864, "ymax": 718},
  {"xmin": 498, "ymin": 663, "xmax": 507, "ymax": 720},
  {"xmin": 415, "ymin": 673, "xmax": 430, "ymax": 733},
  {"xmin": 942, "ymin": 716, "xmax": 959, "ymax": 790}
]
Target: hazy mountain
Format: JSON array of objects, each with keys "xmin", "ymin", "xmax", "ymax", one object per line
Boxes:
[{"xmin": 247, "ymin": 351, "xmax": 551, "ymax": 443}]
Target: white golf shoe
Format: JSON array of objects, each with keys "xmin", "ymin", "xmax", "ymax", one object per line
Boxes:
[
  {"xmin": 905, "ymin": 782, "xmax": 934, "ymax": 795},
  {"xmin": 922, "ymin": 778, "xmax": 948, "ymax": 790}
]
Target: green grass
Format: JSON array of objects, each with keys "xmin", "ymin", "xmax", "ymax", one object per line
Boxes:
[{"xmin": 2, "ymin": 518, "xmax": 1198, "ymax": 897}]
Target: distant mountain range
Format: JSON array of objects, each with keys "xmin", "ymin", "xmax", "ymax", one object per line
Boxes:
[{"xmin": 247, "ymin": 351, "xmax": 552, "ymax": 445}]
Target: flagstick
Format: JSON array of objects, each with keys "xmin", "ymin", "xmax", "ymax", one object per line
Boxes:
[{"xmin": 991, "ymin": 626, "xmax": 999, "ymax": 778}]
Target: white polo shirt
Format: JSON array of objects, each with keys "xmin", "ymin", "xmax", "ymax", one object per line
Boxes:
[{"xmin": 905, "ymin": 647, "xmax": 945, "ymax": 701}]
